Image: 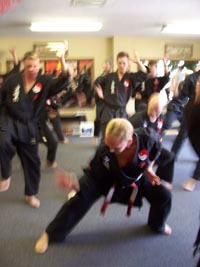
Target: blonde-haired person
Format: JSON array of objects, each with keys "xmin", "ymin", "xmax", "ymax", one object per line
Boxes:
[
  {"xmin": 35, "ymin": 118, "xmax": 172, "ymax": 254},
  {"xmin": 0, "ymin": 48, "xmax": 71, "ymax": 208},
  {"xmin": 129, "ymin": 93, "xmax": 175, "ymax": 190}
]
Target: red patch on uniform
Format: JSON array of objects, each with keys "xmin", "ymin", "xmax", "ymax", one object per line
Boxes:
[
  {"xmin": 33, "ymin": 94, "xmax": 39, "ymax": 101},
  {"xmin": 157, "ymin": 117, "xmax": 164, "ymax": 133},
  {"xmin": 138, "ymin": 149, "xmax": 149, "ymax": 161},
  {"xmin": 32, "ymin": 83, "xmax": 42, "ymax": 93},
  {"xmin": 124, "ymin": 79, "xmax": 130, "ymax": 91},
  {"xmin": 46, "ymin": 99, "xmax": 51, "ymax": 106},
  {"xmin": 140, "ymin": 162, "xmax": 147, "ymax": 168}
]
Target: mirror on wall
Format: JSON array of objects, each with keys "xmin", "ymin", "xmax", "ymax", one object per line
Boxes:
[{"xmin": 6, "ymin": 58, "xmax": 95, "ymax": 109}]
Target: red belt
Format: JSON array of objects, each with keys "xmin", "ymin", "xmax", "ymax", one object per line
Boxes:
[{"xmin": 100, "ymin": 182, "xmax": 138, "ymax": 217}]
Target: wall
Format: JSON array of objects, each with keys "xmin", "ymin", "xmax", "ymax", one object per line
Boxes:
[
  {"xmin": 0, "ymin": 37, "xmax": 113, "ymax": 77},
  {"xmin": 0, "ymin": 36, "xmax": 200, "ymax": 76}
]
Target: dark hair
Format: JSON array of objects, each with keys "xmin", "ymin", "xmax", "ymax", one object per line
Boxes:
[{"xmin": 148, "ymin": 60, "xmax": 157, "ymax": 67}]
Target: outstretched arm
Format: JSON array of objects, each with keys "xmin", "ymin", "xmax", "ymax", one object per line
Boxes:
[
  {"xmin": 9, "ymin": 48, "xmax": 18, "ymax": 66},
  {"xmin": 163, "ymin": 54, "xmax": 169, "ymax": 75},
  {"xmin": 130, "ymin": 50, "xmax": 147, "ymax": 73}
]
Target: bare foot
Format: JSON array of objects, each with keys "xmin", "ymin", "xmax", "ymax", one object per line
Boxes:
[
  {"xmin": 163, "ymin": 224, "xmax": 172, "ymax": 235},
  {"xmin": 182, "ymin": 178, "xmax": 196, "ymax": 192},
  {"xmin": 35, "ymin": 232, "xmax": 49, "ymax": 254},
  {"xmin": 62, "ymin": 138, "xmax": 69, "ymax": 144},
  {"xmin": 46, "ymin": 160, "xmax": 58, "ymax": 169},
  {"xmin": 92, "ymin": 137, "xmax": 98, "ymax": 146},
  {"xmin": 67, "ymin": 190, "xmax": 77, "ymax": 200},
  {"xmin": 0, "ymin": 177, "xmax": 11, "ymax": 192},
  {"xmin": 25, "ymin": 196, "xmax": 40, "ymax": 208}
]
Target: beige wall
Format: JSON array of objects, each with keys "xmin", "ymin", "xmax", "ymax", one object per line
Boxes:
[{"xmin": 0, "ymin": 36, "xmax": 200, "ymax": 76}]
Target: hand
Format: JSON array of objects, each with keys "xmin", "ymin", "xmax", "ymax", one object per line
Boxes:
[
  {"xmin": 95, "ymin": 84, "xmax": 104, "ymax": 99},
  {"xmin": 55, "ymin": 168, "xmax": 80, "ymax": 192},
  {"xmin": 145, "ymin": 169, "xmax": 161, "ymax": 186},
  {"xmin": 135, "ymin": 92, "xmax": 142, "ymax": 100}
]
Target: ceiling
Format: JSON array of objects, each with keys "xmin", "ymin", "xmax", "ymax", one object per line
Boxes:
[{"xmin": 0, "ymin": 0, "xmax": 200, "ymax": 39}]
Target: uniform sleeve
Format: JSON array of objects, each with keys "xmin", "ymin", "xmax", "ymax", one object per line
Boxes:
[
  {"xmin": 129, "ymin": 112, "xmax": 143, "ymax": 129},
  {"xmin": 129, "ymin": 70, "xmax": 148, "ymax": 90},
  {"xmin": 139, "ymin": 127, "xmax": 162, "ymax": 162},
  {"xmin": 47, "ymin": 73, "xmax": 71, "ymax": 98}
]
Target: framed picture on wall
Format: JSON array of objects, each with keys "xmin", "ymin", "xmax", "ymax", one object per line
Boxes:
[{"xmin": 164, "ymin": 43, "xmax": 193, "ymax": 59}]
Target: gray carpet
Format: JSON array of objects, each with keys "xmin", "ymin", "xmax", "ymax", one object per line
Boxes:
[{"xmin": 0, "ymin": 135, "xmax": 200, "ymax": 267}]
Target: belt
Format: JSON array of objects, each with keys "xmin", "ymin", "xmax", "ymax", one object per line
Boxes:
[{"xmin": 100, "ymin": 182, "xmax": 138, "ymax": 217}]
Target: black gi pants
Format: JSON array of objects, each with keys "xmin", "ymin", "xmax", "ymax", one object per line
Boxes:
[
  {"xmin": 155, "ymin": 148, "xmax": 175, "ymax": 183},
  {"xmin": 0, "ymin": 117, "xmax": 41, "ymax": 196},
  {"xmin": 100, "ymin": 105, "xmax": 127, "ymax": 138},
  {"xmin": 46, "ymin": 174, "xmax": 172, "ymax": 242},
  {"xmin": 49, "ymin": 113, "xmax": 65, "ymax": 142},
  {"xmin": 39, "ymin": 119, "xmax": 58, "ymax": 163}
]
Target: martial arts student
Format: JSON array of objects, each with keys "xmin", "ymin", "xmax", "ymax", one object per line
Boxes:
[
  {"xmin": 129, "ymin": 93, "xmax": 175, "ymax": 190},
  {"xmin": 94, "ymin": 50, "xmax": 149, "ymax": 138},
  {"xmin": 184, "ymin": 78, "xmax": 200, "ymax": 266},
  {"xmin": 92, "ymin": 60, "xmax": 112, "ymax": 146},
  {"xmin": 35, "ymin": 118, "xmax": 172, "ymax": 254},
  {"xmin": 134, "ymin": 56, "xmax": 170, "ymax": 112},
  {"xmin": 0, "ymin": 50, "xmax": 71, "ymax": 208}
]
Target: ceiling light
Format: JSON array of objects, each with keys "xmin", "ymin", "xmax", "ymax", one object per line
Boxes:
[
  {"xmin": 30, "ymin": 21, "xmax": 102, "ymax": 32},
  {"xmin": 161, "ymin": 24, "xmax": 200, "ymax": 35}
]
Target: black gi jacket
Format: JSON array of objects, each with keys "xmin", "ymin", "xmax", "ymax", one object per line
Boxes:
[
  {"xmin": 129, "ymin": 110, "xmax": 164, "ymax": 135},
  {"xmin": 0, "ymin": 71, "xmax": 70, "ymax": 144},
  {"xmin": 87, "ymin": 127, "xmax": 161, "ymax": 195},
  {"xmin": 94, "ymin": 71, "xmax": 148, "ymax": 109}
]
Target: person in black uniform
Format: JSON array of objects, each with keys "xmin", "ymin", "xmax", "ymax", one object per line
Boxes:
[
  {"xmin": 129, "ymin": 93, "xmax": 175, "ymax": 189},
  {"xmin": 162, "ymin": 81, "xmax": 188, "ymax": 132},
  {"xmin": 92, "ymin": 60, "xmax": 112, "ymax": 145},
  {"xmin": 35, "ymin": 118, "xmax": 172, "ymax": 254},
  {"xmin": 170, "ymin": 68, "xmax": 200, "ymax": 191},
  {"xmin": 134, "ymin": 56, "xmax": 170, "ymax": 112},
  {"xmin": 94, "ymin": 51, "xmax": 149, "ymax": 138},
  {"xmin": 0, "ymin": 50, "xmax": 71, "ymax": 208},
  {"xmin": 38, "ymin": 103, "xmax": 59, "ymax": 169},
  {"xmin": 183, "ymin": 78, "xmax": 200, "ymax": 266}
]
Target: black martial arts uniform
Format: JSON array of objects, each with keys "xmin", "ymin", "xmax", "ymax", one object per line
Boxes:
[
  {"xmin": 135, "ymin": 73, "xmax": 170, "ymax": 112},
  {"xmin": 45, "ymin": 127, "xmax": 172, "ymax": 242},
  {"xmin": 185, "ymin": 103, "xmax": 200, "ymax": 267},
  {"xmin": 0, "ymin": 71, "xmax": 70, "ymax": 196},
  {"xmin": 129, "ymin": 110, "xmax": 175, "ymax": 183},
  {"xmin": 94, "ymin": 70, "xmax": 148, "ymax": 137}
]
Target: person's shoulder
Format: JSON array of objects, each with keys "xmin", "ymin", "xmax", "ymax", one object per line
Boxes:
[
  {"xmin": 129, "ymin": 110, "xmax": 147, "ymax": 121},
  {"xmin": 135, "ymin": 126, "xmax": 159, "ymax": 140}
]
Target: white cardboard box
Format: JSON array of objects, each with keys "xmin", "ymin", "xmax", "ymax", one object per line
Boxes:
[{"xmin": 80, "ymin": 121, "xmax": 94, "ymax": 137}]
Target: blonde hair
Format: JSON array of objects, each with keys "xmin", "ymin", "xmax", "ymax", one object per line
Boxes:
[
  {"xmin": 105, "ymin": 118, "xmax": 134, "ymax": 142},
  {"xmin": 23, "ymin": 51, "xmax": 40, "ymax": 61}
]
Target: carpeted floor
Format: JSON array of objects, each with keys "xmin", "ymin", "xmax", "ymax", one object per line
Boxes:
[{"xmin": 0, "ymin": 134, "xmax": 200, "ymax": 267}]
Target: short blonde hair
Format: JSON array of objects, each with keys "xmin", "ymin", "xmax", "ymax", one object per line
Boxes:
[
  {"xmin": 105, "ymin": 118, "xmax": 134, "ymax": 142},
  {"xmin": 23, "ymin": 51, "xmax": 40, "ymax": 61}
]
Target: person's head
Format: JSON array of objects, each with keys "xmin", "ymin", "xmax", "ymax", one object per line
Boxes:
[
  {"xmin": 102, "ymin": 60, "xmax": 112, "ymax": 74},
  {"xmin": 147, "ymin": 93, "xmax": 164, "ymax": 122},
  {"xmin": 148, "ymin": 60, "xmax": 158, "ymax": 78},
  {"xmin": 23, "ymin": 51, "xmax": 41, "ymax": 79},
  {"xmin": 116, "ymin": 51, "xmax": 130, "ymax": 75},
  {"xmin": 105, "ymin": 118, "xmax": 134, "ymax": 154}
]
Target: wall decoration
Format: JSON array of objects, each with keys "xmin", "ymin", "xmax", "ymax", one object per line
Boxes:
[
  {"xmin": 0, "ymin": 0, "xmax": 22, "ymax": 15},
  {"xmin": 164, "ymin": 44, "xmax": 193, "ymax": 59}
]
